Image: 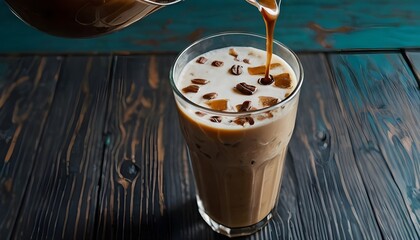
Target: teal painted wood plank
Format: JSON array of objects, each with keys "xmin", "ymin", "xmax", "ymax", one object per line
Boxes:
[
  {"xmin": 0, "ymin": 1, "xmax": 420, "ymax": 53},
  {"xmin": 0, "ymin": 56, "xmax": 61, "ymax": 240},
  {"xmin": 328, "ymin": 53, "xmax": 420, "ymax": 239},
  {"xmin": 290, "ymin": 0, "xmax": 416, "ymax": 2}
]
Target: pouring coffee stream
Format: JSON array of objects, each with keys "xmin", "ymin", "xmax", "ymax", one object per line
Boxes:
[{"xmin": 246, "ymin": 0, "xmax": 280, "ymax": 82}]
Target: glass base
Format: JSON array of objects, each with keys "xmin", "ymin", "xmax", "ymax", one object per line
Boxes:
[{"xmin": 196, "ymin": 197, "xmax": 273, "ymax": 238}]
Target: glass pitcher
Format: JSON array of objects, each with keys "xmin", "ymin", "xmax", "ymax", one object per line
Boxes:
[{"xmin": 5, "ymin": 0, "xmax": 181, "ymax": 37}]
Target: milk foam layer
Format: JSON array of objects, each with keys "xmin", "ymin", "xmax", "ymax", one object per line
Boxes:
[{"xmin": 176, "ymin": 47, "xmax": 297, "ymax": 128}]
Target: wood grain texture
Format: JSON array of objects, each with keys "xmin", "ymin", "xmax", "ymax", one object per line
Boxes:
[
  {"xmin": 328, "ymin": 53, "xmax": 420, "ymax": 239},
  {"xmin": 96, "ymin": 53, "xmax": 420, "ymax": 240},
  {"xmin": 287, "ymin": 54, "xmax": 383, "ymax": 240},
  {"xmin": 95, "ymin": 55, "xmax": 175, "ymax": 240},
  {"xmin": 1, "ymin": 1, "xmax": 420, "ymax": 53},
  {"xmin": 11, "ymin": 56, "xmax": 112, "ymax": 240},
  {"xmin": 1, "ymin": 51, "xmax": 419, "ymax": 240},
  {"xmin": 405, "ymin": 51, "xmax": 420, "ymax": 85},
  {"xmin": 0, "ymin": 56, "xmax": 62, "ymax": 240}
]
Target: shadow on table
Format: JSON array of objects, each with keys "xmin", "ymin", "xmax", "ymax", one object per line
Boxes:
[{"xmin": 165, "ymin": 198, "xmax": 237, "ymax": 240}]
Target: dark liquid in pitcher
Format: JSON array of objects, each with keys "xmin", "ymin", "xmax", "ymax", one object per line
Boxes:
[{"xmin": 6, "ymin": 0, "xmax": 161, "ymax": 37}]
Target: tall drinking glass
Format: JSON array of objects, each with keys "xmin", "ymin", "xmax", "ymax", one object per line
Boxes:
[{"xmin": 170, "ymin": 32, "xmax": 303, "ymax": 237}]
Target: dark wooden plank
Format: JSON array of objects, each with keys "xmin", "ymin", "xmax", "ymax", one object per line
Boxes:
[
  {"xmin": 96, "ymin": 55, "xmax": 176, "ymax": 240},
  {"xmin": 11, "ymin": 56, "xmax": 112, "ymax": 240},
  {"xmin": 405, "ymin": 51, "xmax": 420, "ymax": 85},
  {"xmin": 96, "ymin": 55, "xmax": 305, "ymax": 240},
  {"xmin": 1, "ymin": 1, "xmax": 420, "ymax": 53},
  {"xmin": 328, "ymin": 53, "xmax": 420, "ymax": 239},
  {"xmin": 287, "ymin": 54, "xmax": 383, "ymax": 240},
  {"xmin": 0, "ymin": 56, "xmax": 62, "ymax": 240}
]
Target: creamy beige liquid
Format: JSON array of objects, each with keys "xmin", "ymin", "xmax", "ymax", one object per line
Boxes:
[{"xmin": 175, "ymin": 47, "xmax": 299, "ymax": 227}]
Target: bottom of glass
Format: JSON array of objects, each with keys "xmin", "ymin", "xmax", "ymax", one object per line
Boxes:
[{"xmin": 196, "ymin": 197, "xmax": 273, "ymax": 238}]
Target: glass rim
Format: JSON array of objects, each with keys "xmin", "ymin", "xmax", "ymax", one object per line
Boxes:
[{"xmin": 169, "ymin": 32, "xmax": 304, "ymax": 117}]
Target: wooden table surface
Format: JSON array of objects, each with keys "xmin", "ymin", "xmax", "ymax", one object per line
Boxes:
[
  {"xmin": 0, "ymin": 50, "xmax": 419, "ymax": 240},
  {"xmin": 0, "ymin": 2, "xmax": 420, "ymax": 238}
]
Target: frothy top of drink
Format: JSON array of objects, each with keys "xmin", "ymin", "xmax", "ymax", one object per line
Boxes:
[{"xmin": 176, "ymin": 46, "xmax": 297, "ymax": 128}]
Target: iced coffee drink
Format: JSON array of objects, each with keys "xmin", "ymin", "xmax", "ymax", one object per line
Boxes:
[{"xmin": 170, "ymin": 33, "xmax": 303, "ymax": 237}]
